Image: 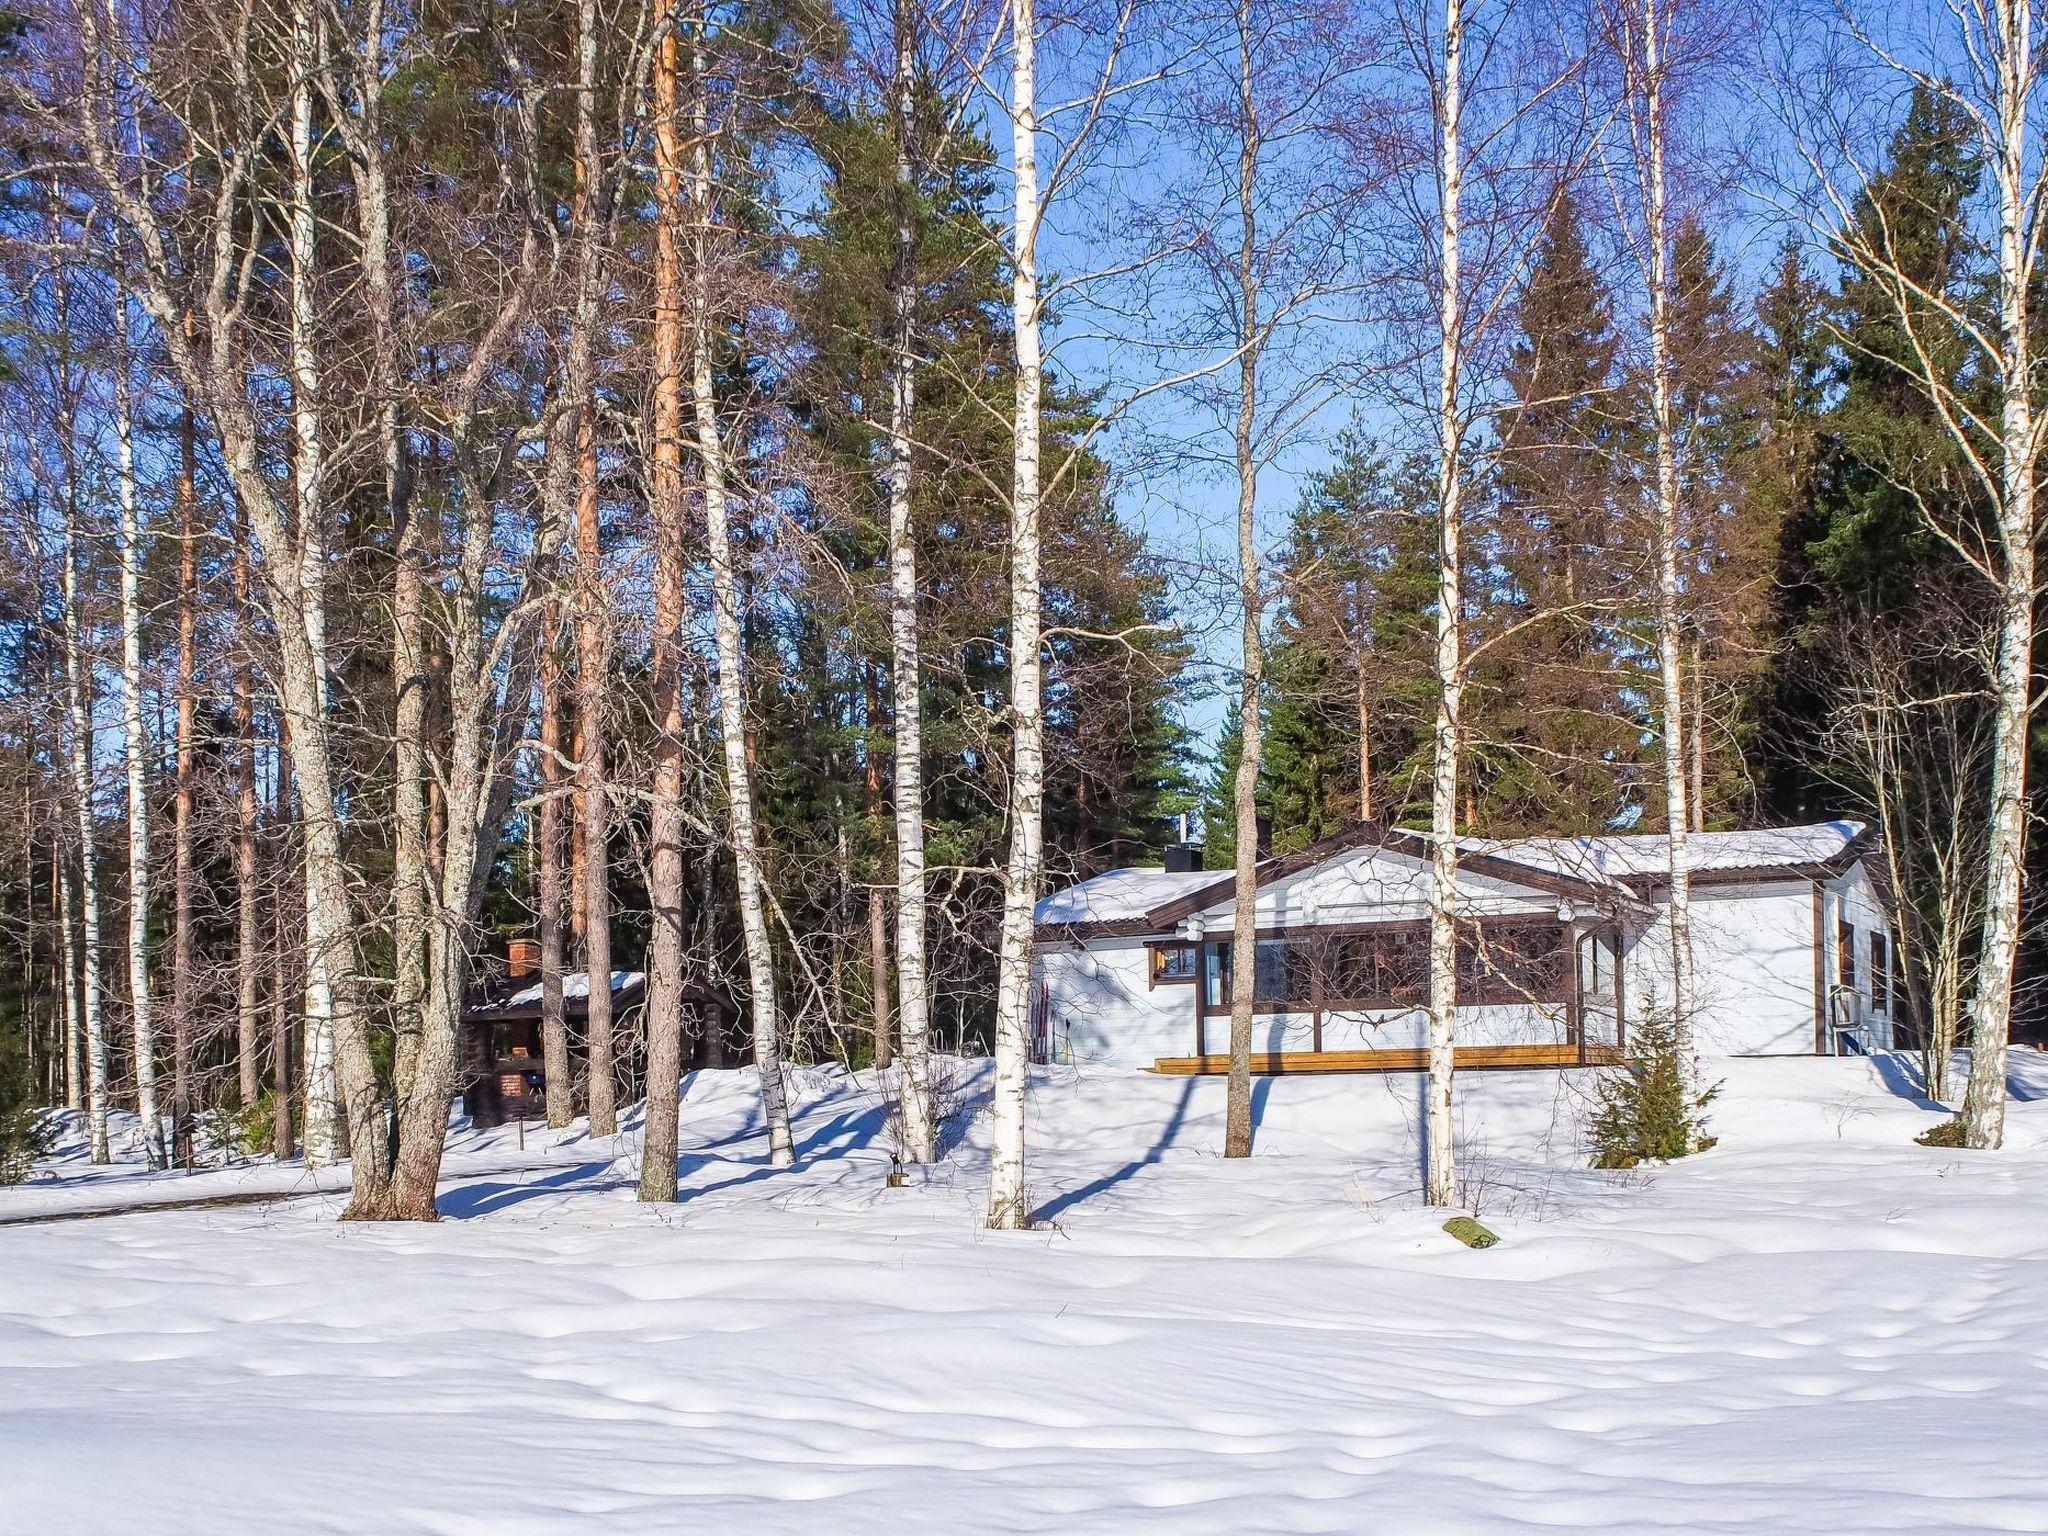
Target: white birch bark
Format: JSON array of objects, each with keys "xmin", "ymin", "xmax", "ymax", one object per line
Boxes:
[
  {"xmin": 114, "ymin": 336, "xmax": 164, "ymax": 1170},
  {"xmin": 1959, "ymin": 0, "xmax": 2038, "ymax": 1148},
  {"xmin": 987, "ymin": 0, "xmax": 1045, "ymax": 1230},
  {"xmin": 61, "ymin": 493, "xmax": 108, "ymax": 1163},
  {"xmin": 1632, "ymin": 0, "xmax": 1695, "ymax": 1045},
  {"xmin": 57, "ymin": 858, "xmax": 81, "ymax": 1111},
  {"xmin": 1424, "ymin": 0, "xmax": 1468, "ymax": 1210},
  {"xmin": 691, "ymin": 38, "xmax": 794, "ymax": 1167},
  {"xmin": 887, "ymin": 0, "xmax": 936, "ymax": 1165},
  {"xmin": 288, "ymin": 0, "xmax": 340, "ymax": 1166}
]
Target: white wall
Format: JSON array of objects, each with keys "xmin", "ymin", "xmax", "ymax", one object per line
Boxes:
[
  {"xmin": 1041, "ymin": 857, "xmax": 1893, "ymax": 1065},
  {"xmin": 1625, "ymin": 880, "xmax": 1820, "ymax": 1055},
  {"xmin": 1823, "ymin": 861, "xmax": 1896, "ymax": 1049},
  {"xmin": 1034, "ymin": 941, "xmax": 1195, "ymax": 1068}
]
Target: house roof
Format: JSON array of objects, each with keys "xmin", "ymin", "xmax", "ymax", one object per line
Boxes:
[
  {"xmin": 468, "ymin": 969, "xmax": 647, "ymax": 1021},
  {"xmin": 1034, "ymin": 820, "xmax": 1871, "ymax": 941},
  {"xmin": 1033, "ymin": 868, "xmax": 1223, "ymax": 927},
  {"xmin": 1478, "ymin": 820, "xmax": 1869, "ymax": 888}
]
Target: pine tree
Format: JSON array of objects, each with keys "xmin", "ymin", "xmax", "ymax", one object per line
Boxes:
[{"xmin": 1483, "ymin": 195, "xmax": 1634, "ymax": 834}]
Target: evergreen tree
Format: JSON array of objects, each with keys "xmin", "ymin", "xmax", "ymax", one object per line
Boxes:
[{"xmin": 1481, "ymin": 197, "xmax": 1635, "ymax": 832}]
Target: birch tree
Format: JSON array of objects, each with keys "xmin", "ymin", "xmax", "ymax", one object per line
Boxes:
[
  {"xmin": 885, "ymin": 0, "xmax": 936, "ymax": 1165},
  {"xmin": 985, "ymin": 0, "xmax": 1047, "ymax": 1229},
  {"xmin": 689, "ymin": 21, "xmax": 795, "ymax": 1171},
  {"xmin": 113, "ymin": 316, "xmax": 162, "ymax": 1169},
  {"xmin": 1607, "ymin": 0, "xmax": 1695, "ymax": 1049},
  {"xmin": 1784, "ymin": 0, "xmax": 2045, "ymax": 1146}
]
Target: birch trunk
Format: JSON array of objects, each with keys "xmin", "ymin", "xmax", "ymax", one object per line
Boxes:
[
  {"xmin": 1424, "ymin": 0, "xmax": 1468, "ymax": 1209},
  {"xmin": 115, "ymin": 341, "xmax": 164, "ymax": 1170},
  {"xmin": 288, "ymin": 0, "xmax": 343, "ymax": 1168},
  {"xmin": 63, "ymin": 492, "xmax": 107, "ymax": 1165},
  {"xmin": 1960, "ymin": 0, "xmax": 2038, "ymax": 1148},
  {"xmin": 172, "ymin": 388, "xmax": 198, "ymax": 1168},
  {"xmin": 58, "ymin": 857, "xmax": 81, "ymax": 1113},
  {"xmin": 1635, "ymin": 0, "xmax": 1695, "ymax": 1046},
  {"xmin": 987, "ymin": 0, "xmax": 1045, "ymax": 1229},
  {"xmin": 886, "ymin": 0, "xmax": 936, "ymax": 1163},
  {"xmin": 234, "ymin": 506, "xmax": 262, "ymax": 1109},
  {"xmin": 691, "ymin": 31, "xmax": 794, "ymax": 1167},
  {"xmin": 270, "ymin": 751, "xmax": 297, "ymax": 1161},
  {"xmin": 1225, "ymin": 13, "xmax": 1265, "ymax": 1161},
  {"xmin": 639, "ymin": 24, "xmax": 692, "ymax": 1198}
]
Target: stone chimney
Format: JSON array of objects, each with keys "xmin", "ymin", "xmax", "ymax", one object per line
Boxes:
[{"xmin": 506, "ymin": 937, "xmax": 540, "ymax": 978}]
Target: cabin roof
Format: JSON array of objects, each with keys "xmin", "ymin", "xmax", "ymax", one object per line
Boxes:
[
  {"xmin": 1033, "ymin": 868, "xmax": 1222, "ymax": 927},
  {"xmin": 1035, "ymin": 820, "xmax": 1870, "ymax": 941},
  {"xmin": 468, "ymin": 969, "xmax": 647, "ymax": 1022}
]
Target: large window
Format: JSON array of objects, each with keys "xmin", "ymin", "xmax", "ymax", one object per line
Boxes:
[{"xmin": 1198, "ymin": 920, "xmax": 1568, "ymax": 1012}]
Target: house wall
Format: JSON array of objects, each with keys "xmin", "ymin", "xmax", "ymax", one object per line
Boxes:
[
  {"xmin": 1038, "ymin": 854, "xmax": 1894, "ymax": 1066},
  {"xmin": 1034, "ymin": 941, "xmax": 1195, "ymax": 1067},
  {"xmin": 1822, "ymin": 861, "xmax": 1896, "ymax": 1050},
  {"xmin": 1034, "ymin": 941, "xmax": 1568, "ymax": 1068},
  {"xmin": 1623, "ymin": 879, "xmax": 1823, "ymax": 1055}
]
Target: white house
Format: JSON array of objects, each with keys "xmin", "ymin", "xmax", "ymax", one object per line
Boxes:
[{"xmin": 1030, "ymin": 820, "xmax": 1896, "ymax": 1071}]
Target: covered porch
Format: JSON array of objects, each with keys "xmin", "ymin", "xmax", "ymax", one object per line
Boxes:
[{"xmin": 1155, "ymin": 913, "xmax": 1628, "ymax": 1073}]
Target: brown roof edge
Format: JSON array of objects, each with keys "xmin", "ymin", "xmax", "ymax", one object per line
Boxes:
[{"xmin": 1100, "ymin": 821, "xmax": 1638, "ymax": 938}]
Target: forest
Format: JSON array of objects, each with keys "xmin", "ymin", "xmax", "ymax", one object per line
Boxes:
[{"xmin": 0, "ymin": 0, "xmax": 2042, "ymax": 1232}]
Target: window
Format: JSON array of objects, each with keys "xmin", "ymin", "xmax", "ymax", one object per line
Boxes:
[
  {"xmin": 1870, "ymin": 931, "xmax": 1890, "ymax": 1013},
  {"xmin": 1839, "ymin": 921, "xmax": 1857, "ymax": 991},
  {"xmin": 1149, "ymin": 943, "xmax": 1197, "ymax": 986},
  {"xmin": 1198, "ymin": 921, "xmax": 1569, "ymax": 1012}
]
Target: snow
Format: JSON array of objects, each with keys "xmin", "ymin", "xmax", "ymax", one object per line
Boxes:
[
  {"xmin": 1035, "ymin": 866, "xmax": 1219, "ymax": 925},
  {"xmin": 5, "ymin": 1051, "xmax": 2048, "ymax": 1534},
  {"xmin": 1485, "ymin": 820, "xmax": 1867, "ymax": 886},
  {"xmin": 475, "ymin": 968, "xmax": 645, "ymax": 1013}
]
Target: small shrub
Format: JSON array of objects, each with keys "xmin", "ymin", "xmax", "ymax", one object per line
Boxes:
[
  {"xmin": 0, "ymin": 1028, "xmax": 56, "ymax": 1184},
  {"xmin": 1590, "ymin": 1011, "xmax": 1719, "ymax": 1170},
  {"xmin": 1915, "ymin": 1116, "xmax": 1969, "ymax": 1148}
]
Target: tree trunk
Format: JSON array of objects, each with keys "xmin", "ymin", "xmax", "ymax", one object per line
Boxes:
[
  {"xmin": 573, "ymin": 410, "xmax": 615, "ymax": 1132},
  {"xmin": 63, "ymin": 493, "xmax": 108, "ymax": 1166},
  {"xmin": 270, "ymin": 751, "xmax": 297, "ymax": 1161},
  {"xmin": 1225, "ymin": 14, "xmax": 1265, "ymax": 1162},
  {"xmin": 172, "ymin": 386, "xmax": 198, "ymax": 1168},
  {"xmin": 639, "ymin": 25, "xmax": 693, "ymax": 1198},
  {"xmin": 1959, "ymin": 7, "xmax": 2039, "ymax": 1150},
  {"xmin": 234, "ymin": 506, "xmax": 262, "ymax": 1110},
  {"xmin": 988, "ymin": 0, "xmax": 1045, "ymax": 1229},
  {"xmin": 1635, "ymin": 0, "xmax": 1696, "ymax": 1051},
  {"xmin": 1424, "ymin": 0, "xmax": 1468, "ymax": 1210},
  {"xmin": 692, "ymin": 31, "xmax": 794, "ymax": 1169},
  {"xmin": 115, "ymin": 338, "xmax": 164, "ymax": 1170},
  {"xmin": 886, "ymin": 0, "xmax": 936, "ymax": 1162},
  {"xmin": 539, "ymin": 605, "xmax": 572, "ymax": 1128}
]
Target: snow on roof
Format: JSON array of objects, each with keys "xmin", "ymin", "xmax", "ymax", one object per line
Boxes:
[
  {"xmin": 1034, "ymin": 867, "xmax": 1219, "ymax": 926},
  {"xmin": 480, "ymin": 969, "xmax": 645, "ymax": 1013},
  {"xmin": 1478, "ymin": 820, "xmax": 1866, "ymax": 884}
]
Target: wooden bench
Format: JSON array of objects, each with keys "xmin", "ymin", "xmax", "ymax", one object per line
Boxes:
[{"xmin": 1148, "ymin": 1043, "xmax": 1624, "ymax": 1076}]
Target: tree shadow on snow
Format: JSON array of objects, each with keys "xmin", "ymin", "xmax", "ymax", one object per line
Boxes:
[
  {"xmin": 1032, "ymin": 1077, "xmax": 1198, "ymax": 1224},
  {"xmin": 436, "ymin": 1158, "xmax": 625, "ymax": 1218},
  {"xmin": 1869, "ymin": 1052, "xmax": 1947, "ymax": 1112}
]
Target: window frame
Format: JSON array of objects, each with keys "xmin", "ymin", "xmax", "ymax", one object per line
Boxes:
[{"xmin": 1148, "ymin": 941, "xmax": 1198, "ymax": 988}]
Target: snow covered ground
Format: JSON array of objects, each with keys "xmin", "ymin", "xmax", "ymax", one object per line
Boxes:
[{"xmin": 4, "ymin": 1052, "xmax": 2047, "ymax": 1534}]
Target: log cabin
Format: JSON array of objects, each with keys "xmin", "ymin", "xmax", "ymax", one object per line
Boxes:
[{"xmin": 1030, "ymin": 820, "xmax": 1896, "ymax": 1074}]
